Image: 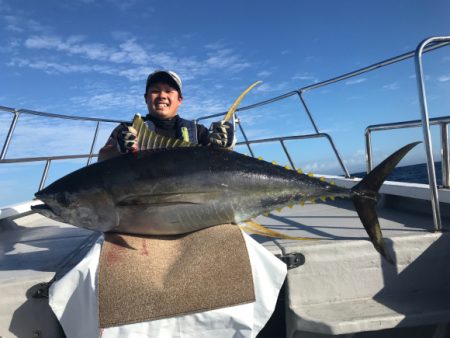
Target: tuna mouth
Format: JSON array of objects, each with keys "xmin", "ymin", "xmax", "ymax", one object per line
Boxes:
[{"xmin": 31, "ymin": 203, "xmax": 64, "ymax": 223}]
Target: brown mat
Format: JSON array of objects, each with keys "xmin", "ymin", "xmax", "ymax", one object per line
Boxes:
[{"xmin": 98, "ymin": 224, "xmax": 255, "ymax": 328}]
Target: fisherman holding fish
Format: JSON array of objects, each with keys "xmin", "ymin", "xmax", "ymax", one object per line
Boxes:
[{"xmin": 98, "ymin": 70, "xmax": 235, "ymax": 161}]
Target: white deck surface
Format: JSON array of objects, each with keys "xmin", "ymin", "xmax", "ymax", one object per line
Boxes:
[
  {"xmin": 249, "ymin": 198, "xmax": 450, "ymax": 336},
  {"xmin": 1, "ymin": 189, "xmax": 449, "ymax": 337}
]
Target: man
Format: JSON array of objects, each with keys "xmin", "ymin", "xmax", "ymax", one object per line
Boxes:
[{"xmin": 98, "ymin": 70, "xmax": 233, "ymax": 161}]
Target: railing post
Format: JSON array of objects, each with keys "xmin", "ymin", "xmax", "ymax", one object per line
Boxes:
[
  {"xmin": 365, "ymin": 129, "xmax": 373, "ymax": 173},
  {"xmin": 297, "ymin": 91, "xmax": 320, "ymax": 134},
  {"xmin": 235, "ymin": 113, "xmax": 255, "ymax": 157},
  {"xmin": 1, "ymin": 110, "xmax": 20, "ymax": 160},
  {"xmin": 38, "ymin": 159, "xmax": 52, "ymax": 191},
  {"xmin": 441, "ymin": 122, "xmax": 449, "ymax": 189},
  {"xmin": 415, "ymin": 36, "xmax": 449, "ymax": 231},
  {"xmin": 297, "ymin": 91, "xmax": 350, "ymax": 177},
  {"xmin": 280, "ymin": 140, "xmax": 296, "ymax": 170},
  {"xmin": 87, "ymin": 121, "xmax": 100, "ymax": 165}
]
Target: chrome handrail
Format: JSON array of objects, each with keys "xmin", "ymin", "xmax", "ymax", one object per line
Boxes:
[
  {"xmin": 365, "ymin": 116, "xmax": 450, "ymax": 189},
  {"xmin": 235, "ymin": 133, "xmax": 347, "ymax": 174},
  {"xmin": 195, "ymin": 91, "xmax": 350, "ymax": 177},
  {"xmin": 0, "ymin": 106, "xmax": 124, "ymax": 189},
  {"xmin": 415, "ymin": 36, "xmax": 450, "ymax": 231}
]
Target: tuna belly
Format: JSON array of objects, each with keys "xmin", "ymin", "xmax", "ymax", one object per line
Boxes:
[{"xmin": 113, "ymin": 201, "xmax": 236, "ymax": 236}]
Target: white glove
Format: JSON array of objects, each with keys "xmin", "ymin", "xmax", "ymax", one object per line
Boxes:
[
  {"xmin": 208, "ymin": 121, "xmax": 236, "ymax": 149},
  {"xmin": 116, "ymin": 124, "xmax": 138, "ymax": 153}
]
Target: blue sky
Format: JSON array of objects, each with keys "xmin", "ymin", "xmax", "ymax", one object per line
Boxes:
[{"xmin": 1, "ymin": 0, "xmax": 450, "ymax": 206}]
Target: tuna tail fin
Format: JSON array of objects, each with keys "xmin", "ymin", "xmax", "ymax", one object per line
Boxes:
[{"xmin": 351, "ymin": 142, "xmax": 421, "ymax": 264}]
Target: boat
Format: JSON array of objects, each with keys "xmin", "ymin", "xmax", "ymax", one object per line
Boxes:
[{"xmin": 1, "ymin": 36, "xmax": 450, "ymax": 337}]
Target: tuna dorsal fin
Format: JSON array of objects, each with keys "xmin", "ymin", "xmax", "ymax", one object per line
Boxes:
[{"xmin": 131, "ymin": 113, "xmax": 193, "ymax": 150}]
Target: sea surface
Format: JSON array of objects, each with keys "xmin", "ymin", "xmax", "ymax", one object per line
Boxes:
[{"xmin": 352, "ymin": 162, "xmax": 443, "ymax": 185}]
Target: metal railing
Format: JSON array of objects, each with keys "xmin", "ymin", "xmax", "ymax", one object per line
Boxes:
[
  {"xmin": 235, "ymin": 133, "xmax": 347, "ymax": 174},
  {"xmin": 0, "ymin": 106, "xmax": 124, "ymax": 189},
  {"xmin": 196, "ymin": 96, "xmax": 351, "ymax": 178},
  {"xmin": 365, "ymin": 116, "xmax": 450, "ymax": 189}
]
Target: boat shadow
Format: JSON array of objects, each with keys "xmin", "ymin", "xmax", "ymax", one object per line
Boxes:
[
  {"xmin": 8, "ymin": 283, "xmax": 66, "ymax": 338},
  {"xmin": 0, "ymin": 216, "xmax": 95, "ymax": 273},
  {"xmin": 375, "ymin": 233, "xmax": 450, "ymax": 329}
]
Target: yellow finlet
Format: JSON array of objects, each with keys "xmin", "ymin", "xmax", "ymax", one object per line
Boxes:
[
  {"xmin": 299, "ymin": 200, "xmax": 305, "ymax": 206},
  {"xmin": 320, "ymin": 196, "xmax": 327, "ymax": 202},
  {"xmin": 297, "ymin": 168, "xmax": 303, "ymax": 174},
  {"xmin": 257, "ymin": 156, "xmax": 263, "ymax": 160},
  {"xmin": 308, "ymin": 172, "xmax": 314, "ymax": 177},
  {"xmin": 271, "ymin": 161, "xmax": 278, "ymax": 165},
  {"xmin": 320, "ymin": 176, "xmax": 325, "ymax": 181},
  {"xmin": 285, "ymin": 165, "xmax": 291, "ymax": 170}
]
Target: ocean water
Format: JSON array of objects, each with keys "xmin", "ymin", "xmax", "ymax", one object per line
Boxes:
[{"xmin": 352, "ymin": 162, "xmax": 443, "ymax": 185}]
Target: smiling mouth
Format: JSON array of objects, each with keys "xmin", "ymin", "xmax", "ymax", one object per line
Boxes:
[{"xmin": 155, "ymin": 102, "xmax": 169, "ymax": 109}]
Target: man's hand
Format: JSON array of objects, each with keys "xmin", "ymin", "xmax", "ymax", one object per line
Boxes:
[
  {"xmin": 208, "ymin": 121, "xmax": 235, "ymax": 149},
  {"xmin": 116, "ymin": 124, "xmax": 139, "ymax": 153}
]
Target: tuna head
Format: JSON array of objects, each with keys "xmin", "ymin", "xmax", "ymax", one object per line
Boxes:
[{"xmin": 33, "ymin": 186, "xmax": 118, "ymax": 233}]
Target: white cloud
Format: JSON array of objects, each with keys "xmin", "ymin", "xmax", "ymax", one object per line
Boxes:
[
  {"xmin": 8, "ymin": 58, "xmax": 117, "ymax": 76},
  {"xmin": 24, "ymin": 35, "xmax": 118, "ymax": 62},
  {"xmin": 345, "ymin": 78, "xmax": 367, "ymax": 85},
  {"xmin": 292, "ymin": 73, "xmax": 318, "ymax": 83},
  {"xmin": 16, "ymin": 34, "xmax": 253, "ymax": 82},
  {"xmin": 438, "ymin": 75, "xmax": 450, "ymax": 82},
  {"xmin": 383, "ymin": 82, "xmax": 400, "ymax": 90},
  {"xmin": 4, "ymin": 15, "xmax": 49, "ymax": 33},
  {"xmin": 70, "ymin": 92, "xmax": 143, "ymax": 112},
  {"xmin": 254, "ymin": 82, "xmax": 290, "ymax": 93},
  {"xmin": 24, "ymin": 35, "xmax": 156, "ymax": 66},
  {"xmin": 77, "ymin": 0, "xmax": 141, "ymax": 10},
  {"xmin": 257, "ymin": 70, "xmax": 272, "ymax": 77},
  {"xmin": 182, "ymin": 95, "xmax": 228, "ymax": 119},
  {"xmin": 5, "ymin": 15, "xmax": 23, "ymax": 32},
  {"xmin": 205, "ymin": 47, "xmax": 251, "ymax": 73}
]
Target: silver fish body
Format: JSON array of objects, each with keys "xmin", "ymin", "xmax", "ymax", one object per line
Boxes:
[
  {"xmin": 33, "ymin": 142, "xmax": 420, "ymax": 263},
  {"xmin": 34, "ymin": 147, "xmax": 349, "ymax": 235}
]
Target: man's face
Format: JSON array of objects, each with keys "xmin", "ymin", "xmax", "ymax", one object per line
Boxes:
[{"xmin": 144, "ymin": 82, "xmax": 182, "ymax": 119}]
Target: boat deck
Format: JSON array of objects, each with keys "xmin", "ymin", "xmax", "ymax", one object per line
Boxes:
[{"xmin": 1, "ymin": 182, "xmax": 450, "ymax": 338}]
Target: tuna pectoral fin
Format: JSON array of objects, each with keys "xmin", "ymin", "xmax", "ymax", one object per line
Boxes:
[
  {"xmin": 240, "ymin": 220, "xmax": 318, "ymax": 241},
  {"xmin": 351, "ymin": 141, "xmax": 421, "ymax": 264}
]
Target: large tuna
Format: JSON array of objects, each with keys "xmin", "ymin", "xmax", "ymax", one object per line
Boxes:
[{"xmin": 32, "ymin": 142, "xmax": 420, "ymax": 262}]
